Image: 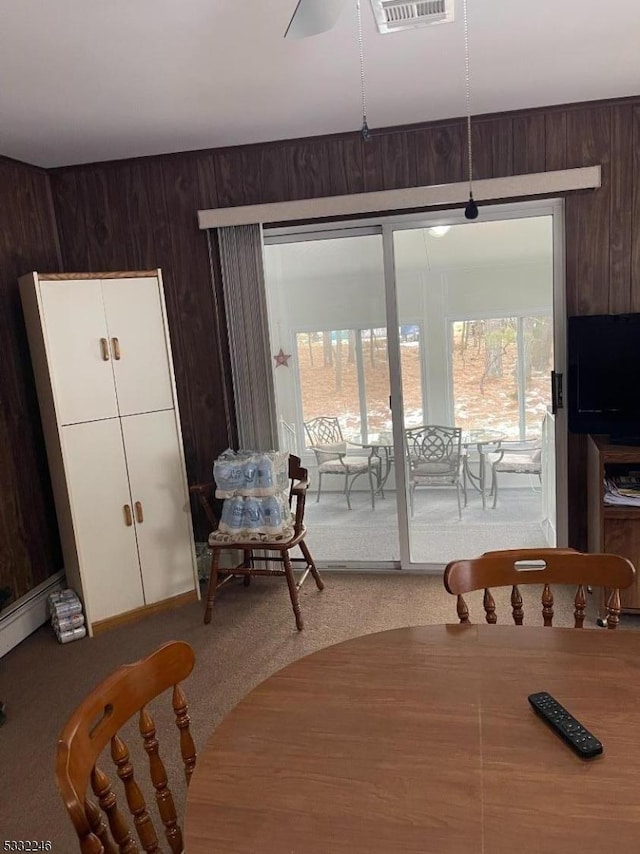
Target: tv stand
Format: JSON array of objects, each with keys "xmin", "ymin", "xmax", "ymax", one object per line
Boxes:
[
  {"xmin": 587, "ymin": 435, "xmax": 640, "ymax": 619},
  {"xmin": 609, "ymin": 434, "xmax": 640, "ymax": 446}
]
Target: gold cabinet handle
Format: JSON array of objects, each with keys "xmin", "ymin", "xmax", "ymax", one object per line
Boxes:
[
  {"xmin": 100, "ymin": 338, "xmax": 110, "ymax": 361},
  {"xmin": 123, "ymin": 504, "xmax": 133, "ymax": 527},
  {"xmin": 134, "ymin": 501, "xmax": 144, "ymax": 523},
  {"xmin": 111, "ymin": 337, "xmax": 121, "ymax": 360}
]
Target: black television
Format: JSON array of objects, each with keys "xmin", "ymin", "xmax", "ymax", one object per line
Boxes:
[{"xmin": 568, "ymin": 313, "xmax": 640, "ymax": 439}]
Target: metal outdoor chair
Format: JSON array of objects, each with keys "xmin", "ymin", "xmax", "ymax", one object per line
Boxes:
[
  {"xmin": 405, "ymin": 424, "xmax": 466, "ymax": 519},
  {"xmin": 304, "ymin": 416, "xmax": 382, "ymax": 509},
  {"xmin": 487, "ymin": 439, "xmax": 542, "ymax": 508}
]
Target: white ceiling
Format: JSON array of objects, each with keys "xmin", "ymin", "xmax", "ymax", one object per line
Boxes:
[{"xmin": 2, "ymin": 0, "xmax": 639, "ymax": 168}]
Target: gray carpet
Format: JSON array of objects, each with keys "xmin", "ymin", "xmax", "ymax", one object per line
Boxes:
[{"xmin": 0, "ymin": 571, "xmax": 633, "ymax": 850}]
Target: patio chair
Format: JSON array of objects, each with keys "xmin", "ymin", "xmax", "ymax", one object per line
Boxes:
[
  {"xmin": 487, "ymin": 439, "xmax": 542, "ymax": 508},
  {"xmin": 304, "ymin": 416, "xmax": 382, "ymax": 509},
  {"xmin": 405, "ymin": 424, "xmax": 466, "ymax": 519}
]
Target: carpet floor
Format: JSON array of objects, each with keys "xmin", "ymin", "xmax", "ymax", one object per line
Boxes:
[{"xmin": 0, "ymin": 571, "xmax": 635, "ymax": 850}]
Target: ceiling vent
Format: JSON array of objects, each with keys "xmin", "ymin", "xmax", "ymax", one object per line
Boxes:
[{"xmin": 370, "ymin": 0, "xmax": 455, "ymax": 33}]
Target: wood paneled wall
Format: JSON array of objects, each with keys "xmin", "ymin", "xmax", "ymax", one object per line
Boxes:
[
  {"xmin": 49, "ymin": 97, "xmax": 640, "ymax": 546},
  {"xmin": 0, "ymin": 96, "xmax": 617, "ymax": 556},
  {"xmin": 0, "ymin": 157, "xmax": 62, "ymax": 603}
]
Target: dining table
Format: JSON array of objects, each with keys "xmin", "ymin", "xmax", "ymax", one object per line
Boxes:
[{"xmin": 184, "ymin": 623, "xmax": 640, "ymax": 853}]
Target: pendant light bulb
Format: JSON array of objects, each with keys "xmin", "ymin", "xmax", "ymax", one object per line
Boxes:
[{"xmin": 465, "ymin": 193, "xmax": 479, "ymax": 220}]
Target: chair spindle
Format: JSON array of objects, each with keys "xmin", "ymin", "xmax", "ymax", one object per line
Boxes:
[
  {"xmin": 483, "ymin": 588, "xmax": 497, "ymax": 624},
  {"xmin": 573, "ymin": 584, "xmax": 586, "ymax": 628},
  {"xmin": 111, "ymin": 734, "xmax": 159, "ymax": 853},
  {"xmin": 542, "ymin": 583, "xmax": 554, "ymax": 626},
  {"xmin": 173, "ymin": 684, "xmax": 197, "ymax": 784},
  {"xmin": 456, "ymin": 594, "xmax": 470, "ymax": 623},
  {"xmin": 139, "ymin": 708, "xmax": 183, "ymax": 854},
  {"xmin": 606, "ymin": 587, "xmax": 622, "ymax": 629},
  {"xmin": 91, "ymin": 765, "xmax": 139, "ymax": 854},
  {"xmin": 84, "ymin": 798, "xmax": 115, "ymax": 854},
  {"xmin": 510, "ymin": 585, "xmax": 524, "ymax": 625}
]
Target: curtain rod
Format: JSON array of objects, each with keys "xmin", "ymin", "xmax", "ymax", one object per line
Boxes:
[{"xmin": 197, "ymin": 166, "xmax": 600, "ymax": 229}]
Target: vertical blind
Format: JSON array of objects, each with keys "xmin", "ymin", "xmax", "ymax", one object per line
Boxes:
[{"xmin": 216, "ymin": 224, "xmax": 278, "ymax": 451}]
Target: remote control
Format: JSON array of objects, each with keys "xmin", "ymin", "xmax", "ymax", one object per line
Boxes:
[{"xmin": 528, "ymin": 692, "xmax": 603, "ymax": 759}]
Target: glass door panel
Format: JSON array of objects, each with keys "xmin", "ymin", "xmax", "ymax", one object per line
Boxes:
[
  {"xmin": 263, "ymin": 233, "xmax": 400, "ymax": 565},
  {"xmin": 392, "ymin": 216, "xmax": 555, "ymax": 564}
]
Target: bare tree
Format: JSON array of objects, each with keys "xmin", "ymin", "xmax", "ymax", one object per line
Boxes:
[{"xmin": 323, "ymin": 331, "xmax": 333, "ymax": 367}]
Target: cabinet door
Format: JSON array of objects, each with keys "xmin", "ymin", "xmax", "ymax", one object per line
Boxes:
[
  {"xmin": 62, "ymin": 419, "xmax": 145, "ymax": 625},
  {"xmin": 101, "ymin": 277, "xmax": 174, "ymax": 417},
  {"xmin": 40, "ymin": 280, "xmax": 119, "ymax": 424},
  {"xmin": 121, "ymin": 409, "xmax": 196, "ymax": 604}
]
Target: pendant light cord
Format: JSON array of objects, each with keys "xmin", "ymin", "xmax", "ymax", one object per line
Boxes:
[
  {"xmin": 463, "ymin": 0, "xmax": 473, "ymax": 188},
  {"xmin": 357, "ymin": 0, "xmax": 370, "ymax": 139}
]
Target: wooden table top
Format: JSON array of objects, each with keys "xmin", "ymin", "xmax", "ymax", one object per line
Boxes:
[{"xmin": 184, "ymin": 624, "xmax": 640, "ymax": 853}]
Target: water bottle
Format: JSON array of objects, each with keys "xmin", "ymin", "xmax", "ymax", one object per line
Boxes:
[
  {"xmin": 257, "ymin": 454, "xmax": 274, "ymax": 495},
  {"xmin": 242, "ymin": 457, "xmax": 258, "ymax": 495},
  {"xmin": 214, "ymin": 459, "xmax": 244, "ymax": 495},
  {"xmin": 218, "ymin": 498, "xmax": 234, "ymax": 533},
  {"xmin": 262, "ymin": 495, "xmax": 282, "ymax": 535},
  {"xmin": 242, "ymin": 497, "xmax": 262, "ymax": 534},
  {"xmin": 227, "ymin": 496, "xmax": 245, "ymax": 537}
]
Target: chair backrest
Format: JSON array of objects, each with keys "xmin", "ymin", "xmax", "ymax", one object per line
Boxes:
[
  {"xmin": 405, "ymin": 425, "xmax": 462, "ymax": 473},
  {"xmin": 55, "ymin": 641, "xmax": 196, "ymax": 854},
  {"xmin": 444, "ymin": 548, "xmax": 635, "ymax": 629},
  {"xmin": 288, "ymin": 453, "xmax": 310, "ymax": 535},
  {"xmin": 304, "ymin": 416, "xmax": 344, "ymax": 448}
]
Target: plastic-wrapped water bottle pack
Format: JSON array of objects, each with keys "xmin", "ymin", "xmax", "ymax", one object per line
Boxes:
[
  {"xmin": 213, "ymin": 450, "xmax": 292, "ymax": 541},
  {"xmin": 213, "ymin": 450, "xmax": 289, "ymax": 498}
]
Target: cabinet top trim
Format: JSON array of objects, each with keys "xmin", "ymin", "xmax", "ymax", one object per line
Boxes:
[{"xmin": 36, "ymin": 271, "xmax": 160, "ymax": 280}]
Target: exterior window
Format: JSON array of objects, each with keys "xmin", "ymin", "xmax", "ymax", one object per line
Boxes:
[{"xmin": 451, "ymin": 315, "xmax": 552, "ymax": 440}]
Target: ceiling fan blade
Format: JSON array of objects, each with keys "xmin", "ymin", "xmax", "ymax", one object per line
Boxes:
[{"xmin": 284, "ymin": 0, "xmax": 348, "ymax": 39}]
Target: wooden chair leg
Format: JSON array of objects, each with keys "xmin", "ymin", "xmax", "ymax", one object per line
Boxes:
[
  {"xmin": 300, "ymin": 539, "xmax": 324, "ymax": 590},
  {"xmin": 243, "ymin": 549, "xmax": 252, "ymax": 586},
  {"xmin": 204, "ymin": 549, "xmax": 221, "ymax": 625},
  {"xmin": 283, "ymin": 550, "xmax": 303, "ymax": 631}
]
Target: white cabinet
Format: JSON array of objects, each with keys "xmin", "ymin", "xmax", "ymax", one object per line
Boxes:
[{"xmin": 20, "ymin": 270, "xmax": 199, "ymax": 635}]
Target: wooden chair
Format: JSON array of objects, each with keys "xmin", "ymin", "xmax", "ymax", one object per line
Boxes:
[
  {"xmin": 191, "ymin": 454, "xmax": 324, "ymax": 631},
  {"xmin": 55, "ymin": 640, "xmax": 196, "ymax": 854},
  {"xmin": 444, "ymin": 547, "xmax": 636, "ymax": 629}
]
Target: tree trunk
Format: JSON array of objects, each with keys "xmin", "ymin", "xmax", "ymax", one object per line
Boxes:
[
  {"xmin": 335, "ymin": 331, "xmax": 343, "ymax": 392},
  {"xmin": 323, "ymin": 331, "xmax": 333, "ymax": 367}
]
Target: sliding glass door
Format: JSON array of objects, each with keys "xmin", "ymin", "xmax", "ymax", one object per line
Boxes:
[{"xmin": 263, "ymin": 201, "xmax": 566, "ymax": 569}]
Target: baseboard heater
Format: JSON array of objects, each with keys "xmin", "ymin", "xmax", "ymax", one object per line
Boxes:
[{"xmin": 0, "ymin": 571, "xmax": 64, "ymax": 658}]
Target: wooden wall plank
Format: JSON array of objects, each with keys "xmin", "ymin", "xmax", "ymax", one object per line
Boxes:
[
  {"xmin": 609, "ymin": 104, "xmax": 634, "ymax": 313},
  {"xmin": 513, "ymin": 113, "xmax": 546, "ymax": 174},
  {"xmin": 565, "ymin": 106, "xmax": 612, "ymax": 316},
  {"xmin": 545, "ymin": 111, "xmax": 568, "ymax": 171},
  {"xmin": 413, "ymin": 123, "xmax": 465, "ymax": 186},
  {"xmin": 363, "ymin": 130, "xmax": 417, "ymax": 192},
  {"xmin": 327, "ymin": 134, "xmax": 365, "ymax": 196},
  {"xmin": 0, "ymin": 158, "xmax": 62, "ymax": 603},
  {"xmin": 631, "ymin": 106, "xmax": 640, "ymax": 311}
]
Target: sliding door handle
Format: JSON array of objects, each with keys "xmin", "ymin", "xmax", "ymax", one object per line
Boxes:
[
  {"xmin": 123, "ymin": 504, "xmax": 133, "ymax": 527},
  {"xmin": 134, "ymin": 501, "xmax": 144, "ymax": 523},
  {"xmin": 100, "ymin": 338, "xmax": 110, "ymax": 361},
  {"xmin": 111, "ymin": 337, "xmax": 121, "ymax": 360},
  {"xmin": 551, "ymin": 371, "xmax": 563, "ymax": 415}
]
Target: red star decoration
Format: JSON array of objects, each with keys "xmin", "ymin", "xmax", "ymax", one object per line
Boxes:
[{"xmin": 274, "ymin": 348, "xmax": 291, "ymax": 367}]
